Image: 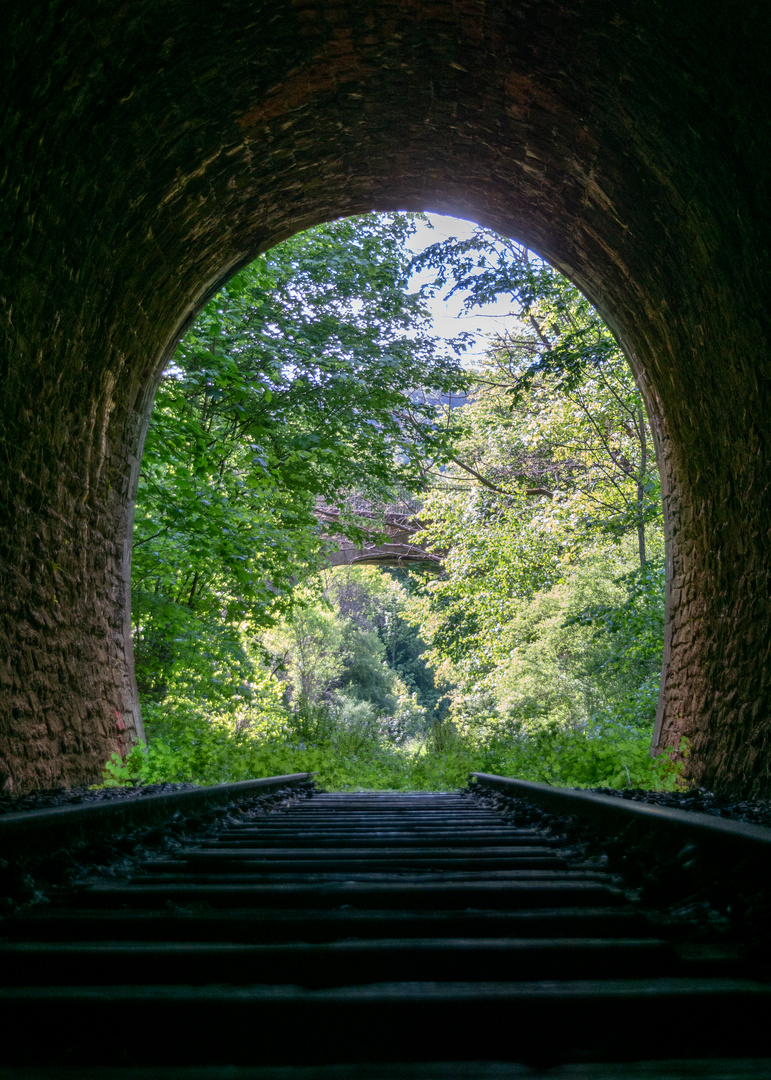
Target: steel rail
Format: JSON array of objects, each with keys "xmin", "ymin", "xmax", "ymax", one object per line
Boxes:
[
  {"xmin": 0, "ymin": 773, "xmax": 312, "ymax": 857},
  {"xmin": 471, "ymin": 772, "xmax": 771, "ymax": 866},
  {"xmin": 0, "ymin": 782, "xmax": 769, "ymax": 1076}
]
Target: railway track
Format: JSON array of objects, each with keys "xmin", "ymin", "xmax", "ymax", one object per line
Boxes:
[{"xmin": 0, "ymin": 774, "xmax": 769, "ymax": 1077}]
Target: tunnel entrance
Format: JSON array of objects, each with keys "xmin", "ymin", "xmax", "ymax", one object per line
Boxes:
[
  {"xmin": 3, "ymin": 0, "xmax": 771, "ymax": 793},
  {"xmin": 129, "ymin": 210, "xmax": 667, "ymax": 793}
]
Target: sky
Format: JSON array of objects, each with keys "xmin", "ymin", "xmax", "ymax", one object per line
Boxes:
[{"xmin": 406, "ymin": 212, "xmax": 518, "ymax": 365}]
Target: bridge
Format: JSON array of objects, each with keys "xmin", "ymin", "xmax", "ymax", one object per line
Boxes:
[{"xmin": 315, "ymin": 506, "xmax": 442, "ymax": 569}]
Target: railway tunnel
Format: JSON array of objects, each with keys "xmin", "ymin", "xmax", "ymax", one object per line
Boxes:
[{"xmin": 3, "ymin": 0, "xmax": 771, "ymax": 794}]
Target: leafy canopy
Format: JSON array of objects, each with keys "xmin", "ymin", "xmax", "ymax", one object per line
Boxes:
[{"xmin": 133, "ymin": 212, "xmax": 469, "ymax": 708}]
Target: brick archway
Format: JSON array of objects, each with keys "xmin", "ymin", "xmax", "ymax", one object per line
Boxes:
[{"xmin": 3, "ymin": 0, "xmax": 770, "ymax": 792}]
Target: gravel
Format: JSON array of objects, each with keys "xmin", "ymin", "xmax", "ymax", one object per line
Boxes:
[
  {"xmin": 0, "ymin": 781, "xmax": 200, "ymax": 816},
  {"xmin": 5, "ymin": 782, "xmax": 771, "ymax": 829},
  {"xmin": 468, "ymin": 783, "xmax": 771, "ymax": 959},
  {"xmin": 0, "ymin": 781, "xmax": 316, "ymax": 913},
  {"xmin": 586, "ymin": 787, "xmax": 771, "ymax": 829}
]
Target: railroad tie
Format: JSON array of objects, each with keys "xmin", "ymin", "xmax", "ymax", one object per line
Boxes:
[{"xmin": 0, "ymin": 788, "xmax": 769, "ymax": 1074}]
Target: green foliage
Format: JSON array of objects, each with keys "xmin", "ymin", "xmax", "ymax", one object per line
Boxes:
[
  {"xmin": 411, "ymin": 227, "xmax": 619, "ymax": 398},
  {"xmin": 471, "ymin": 722, "xmax": 687, "ymax": 791},
  {"xmin": 133, "ymin": 212, "xmax": 468, "ymax": 714},
  {"xmin": 105, "ymin": 698, "xmax": 327, "ymax": 787},
  {"xmin": 399, "ymin": 228, "xmax": 669, "ymax": 790},
  {"xmin": 262, "ymin": 569, "xmax": 432, "ymax": 746},
  {"xmin": 104, "ymin": 714, "xmax": 686, "ymax": 793},
  {"xmin": 564, "ymin": 556, "xmax": 666, "ymax": 681},
  {"xmin": 491, "ymin": 543, "xmax": 664, "ymax": 732},
  {"xmin": 264, "ymin": 593, "xmax": 346, "ymax": 713},
  {"xmin": 414, "ymin": 230, "xmax": 661, "ymax": 561},
  {"xmin": 326, "ymin": 566, "xmax": 444, "ymax": 719},
  {"xmin": 121, "ymin": 214, "xmax": 673, "ymax": 795}
]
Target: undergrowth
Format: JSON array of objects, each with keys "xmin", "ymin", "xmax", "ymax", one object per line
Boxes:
[{"xmin": 102, "ymin": 707, "xmax": 688, "ymax": 792}]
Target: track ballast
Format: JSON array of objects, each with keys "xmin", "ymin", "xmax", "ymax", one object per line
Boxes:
[{"xmin": 0, "ymin": 784, "xmax": 769, "ymax": 1076}]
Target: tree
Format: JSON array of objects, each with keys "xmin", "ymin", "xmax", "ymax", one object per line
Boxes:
[
  {"xmin": 118, "ymin": 213, "xmax": 679, "ymax": 794},
  {"xmin": 326, "ymin": 565, "xmax": 444, "ymax": 719},
  {"xmin": 412, "ymin": 228, "xmax": 660, "ymax": 567},
  {"xmin": 262, "ymin": 569, "xmax": 431, "ymax": 747},
  {"xmin": 132, "ymin": 212, "xmax": 468, "ymax": 712},
  {"xmin": 407, "ymin": 227, "xmax": 665, "ymax": 751}
]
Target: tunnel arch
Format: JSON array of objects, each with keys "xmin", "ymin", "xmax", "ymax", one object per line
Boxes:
[{"xmin": 3, "ymin": 0, "xmax": 771, "ymax": 793}]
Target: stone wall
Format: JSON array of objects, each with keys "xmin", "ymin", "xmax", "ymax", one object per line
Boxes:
[{"xmin": 2, "ymin": 0, "xmax": 771, "ymax": 791}]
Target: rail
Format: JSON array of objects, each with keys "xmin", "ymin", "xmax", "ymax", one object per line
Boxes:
[
  {"xmin": 0, "ymin": 780, "xmax": 768, "ymax": 1075},
  {"xmin": 0, "ymin": 772, "xmax": 313, "ymax": 858},
  {"xmin": 472, "ymin": 771, "xmax": 771, "ymax": 863}
]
